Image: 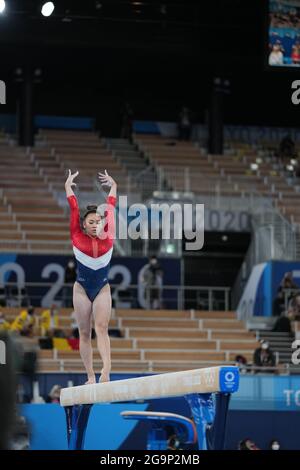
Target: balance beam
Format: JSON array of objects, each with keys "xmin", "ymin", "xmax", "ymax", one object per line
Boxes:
[
  {"xmin": 61, "ymin": 366, "xmax": 239, "ymax": 450},
  {"xmin": 60, "ymin": 366, "xmax": 238, "ymax": 406}
]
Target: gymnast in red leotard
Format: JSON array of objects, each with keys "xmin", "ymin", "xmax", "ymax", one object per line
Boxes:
[{"xmin": 65, "ymin": 169, "xmax": 117, "ymax": 384}]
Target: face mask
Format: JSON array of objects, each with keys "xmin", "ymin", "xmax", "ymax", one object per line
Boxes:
[{"xmin": 272, "ymin": 443, "xmax": 280, "ymax": 450}]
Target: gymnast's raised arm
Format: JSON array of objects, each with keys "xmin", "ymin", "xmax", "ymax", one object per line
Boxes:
[
  {"xmin": 65, "ymin": 169, "xmax": 81, "ymax": 236},
  {"xmin": 97, "ymin": 170, "xmax": 117, "ymax": 241}
]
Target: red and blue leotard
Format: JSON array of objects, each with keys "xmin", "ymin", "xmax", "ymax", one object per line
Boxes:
[{"xmin": 67, "ymin": 194, "xmax": 116, "ymax": 302}]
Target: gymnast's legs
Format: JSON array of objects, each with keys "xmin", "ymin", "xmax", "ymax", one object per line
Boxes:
[
  {"xmin": 92, "ymin": 283, "xmax": 112, "ymax": 383},
  {"xmin": 73, "ymin": 281, "xmax": 95, "ymax": 384}
]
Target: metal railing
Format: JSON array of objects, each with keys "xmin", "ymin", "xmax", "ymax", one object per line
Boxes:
[
  {"xmin": 236, "ymin": 364, "xmax": 300, "ymax": 375},
  {"xmin": 1, "ymin": 282, "xmax": 231, "ymax": 311}
]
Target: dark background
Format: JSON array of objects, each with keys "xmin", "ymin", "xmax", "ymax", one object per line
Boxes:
[{"xmin": 0, "ymin": 0, "xmax": 299, "ymax": 132}]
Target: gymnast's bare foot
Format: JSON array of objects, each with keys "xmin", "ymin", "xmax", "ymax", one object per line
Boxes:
[
  {"xmin": 99, "ymin": 369, "xmax": 110, "ymax": 383},
  {"xmin": 85, "ymin": 375, "xmax": 96, "ymax": 385}
]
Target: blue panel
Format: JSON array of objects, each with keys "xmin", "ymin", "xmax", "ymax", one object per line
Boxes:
[
  {"xmin": 21, "ymin": 404, "xmax": 68, "ymax": 450},
  {"xmin": 0, "ymin": 253, "xmax": 18, "ymax": 283},
  {"xmin": 229, "ymin": 375, "xmax": 300, "ymax": 411},
  {"xmin": 133, "ymin": 121, "xmax": 159, "ymax": 134},
  {"xmin": 0, "ymin": 114, "xmax": 17, "ymax": 132},
  {"xmin": 35, "ymin": 115, "xmax": 95, "ymax": 130},
  {"xmin": 0, "ymin": 255, "xmax": 180, "ymax": 308},
  {"xmin": 84, "ymin": 404, "xmax": 149, "ymax": 450},
  {"xmin": 21, "ymin": 403, "xmax": 148, "ymax": 450}
]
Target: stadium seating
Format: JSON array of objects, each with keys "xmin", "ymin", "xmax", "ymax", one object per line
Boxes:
[{"xmin": 1, "ymin": 307, "xmax": 260, "ymax": 373}]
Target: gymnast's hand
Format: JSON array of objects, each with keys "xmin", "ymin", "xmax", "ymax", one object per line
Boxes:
[
  {"xmin": 65, "ymin": 169, "xmax": 79, "ymax": 197},
  {"xmin": 98, "ymin": 170, "xmax": 116, "ymax": 188},
  {"xmin": 65, "ymin": 169, "xmax": 79, "ymax": 189}
]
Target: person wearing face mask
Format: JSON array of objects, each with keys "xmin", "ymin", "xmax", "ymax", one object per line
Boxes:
[
  {"xmin": 253, "ymin": 341, "xmax": 276, "ymax": 373},
  {"xmin": 270, "ymin": 439, "xmax": 281, "ymax": 450},
  {"xmin": 140, "ymin": 256, "xmax": 164, "ymax": 309}
]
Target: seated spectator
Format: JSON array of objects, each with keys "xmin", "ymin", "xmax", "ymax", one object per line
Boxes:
[
  {"xmin": 269, "ymin": 43, "xmax": 284, "ymax": 66},
  {"xmin": 253, "ymin": 341, "xmax": 276, "ymax": 373},
  {"xmin": 10, "ymin": 306, "xmax": 36, "ymax": 337},
  {"xmin": 238, "ymin": 438, "xmax": 260, "ymax": 450},
  {"xmin": 0, "ymin": 312, "xmax": 10, "ymax": 332},
  {"xmin": 40, "ymin": 305, "xmax": 59, "ymax": 337},
  {"xmin": 10, "ymin": 309, "xmax": 28, "ymax": 334},
  {"xmin": 269, "ymin": 439, "xmax": 281, "ymax": 450},
  {"xmin": 45, "ymin": 385, "xmax": 61, "ymax": 404},
  {"xmin": 234, "ymin": 354, "xmax": 248, "ymax": 374},
  {"xmin": 280, "ymin": 271, "xmax": 298, "ymax": 290}
]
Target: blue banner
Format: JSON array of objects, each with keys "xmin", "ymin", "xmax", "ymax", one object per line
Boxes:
[{"xmin": 0, "ymin": 254, "xmax": 180, "ymax": 308}]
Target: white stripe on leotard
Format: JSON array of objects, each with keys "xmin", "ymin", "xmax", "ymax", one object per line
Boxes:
[{"xmin": 73, "ymin": 246, "xmax": 113, "ymax": 271}]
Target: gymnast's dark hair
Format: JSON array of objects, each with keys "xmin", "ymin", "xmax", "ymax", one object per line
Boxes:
[{"xmin": 83, "ymin": 205, "xmax": 98, "ymax": 220}]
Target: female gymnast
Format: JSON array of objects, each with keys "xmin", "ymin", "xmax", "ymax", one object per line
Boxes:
[{"xmin": 65, "ymin": 169, "xmax": 117, "ymax": 384}]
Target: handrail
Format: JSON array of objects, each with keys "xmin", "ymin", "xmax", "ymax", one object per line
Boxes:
[
  {"xmin": 36, "ymin": 359, "xmax": 300, "ymax": 375},
  {"xmin": 2, "ymin": 281, "xmax": 231, "ymax": 311}
]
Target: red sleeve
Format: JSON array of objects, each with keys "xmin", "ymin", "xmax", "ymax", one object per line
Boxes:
[
  {"xmin": 106, "ymin": 196, "xmax": 117, "ymax": 207},
  {"xmin": 67, "ymin": 195, "xmax": 81, "ymax": 238}
]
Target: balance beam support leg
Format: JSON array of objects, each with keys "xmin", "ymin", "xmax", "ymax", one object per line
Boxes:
[
  {"xmin": 65, "ymin": 404, "xmax": 93, "ymax": 450},
  {"xmin": 185, "ymin": 392, "xmax": 230, "ymax": 450}
]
